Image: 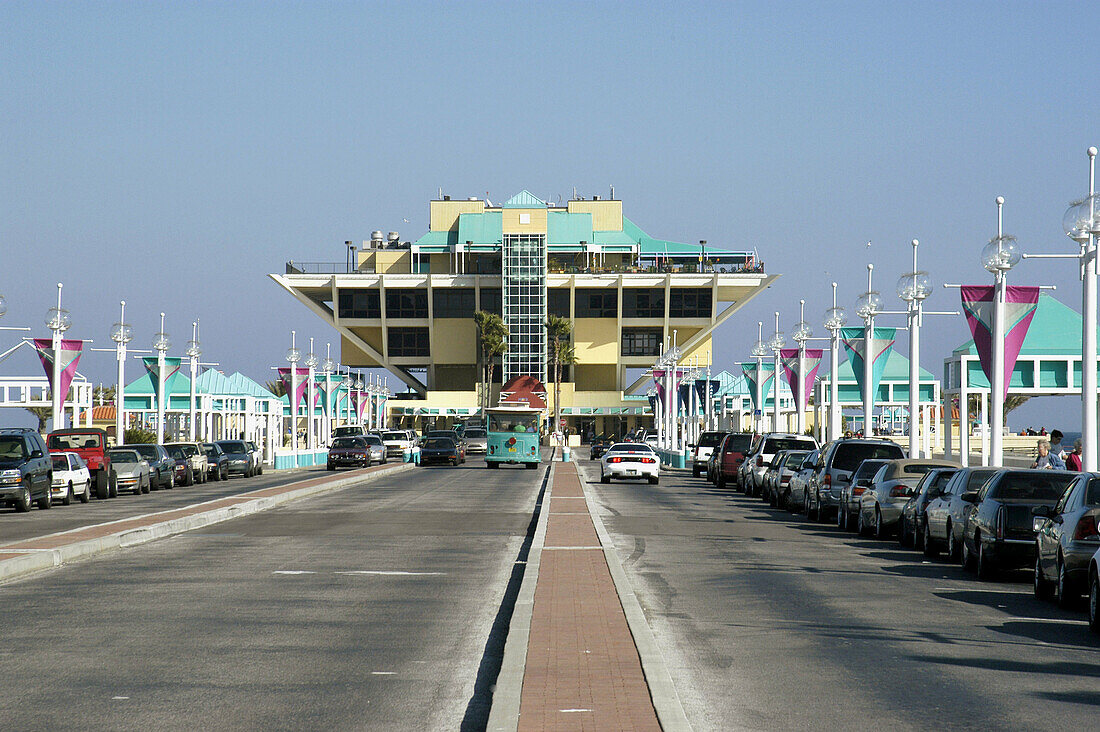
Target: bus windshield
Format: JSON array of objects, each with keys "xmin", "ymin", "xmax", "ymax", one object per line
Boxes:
[{"xmin": 487, "ymin": 413, "xmax": 540, "ymax": 434}]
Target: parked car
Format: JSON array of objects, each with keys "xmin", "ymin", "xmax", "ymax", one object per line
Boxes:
[
  {"xmin": 246, "ymin": 441, "xmax": 264, "ymax": 475},
  {"xmin": 1033, "ymin": 472, "xmax": 1100, "ymax": 605},
  {"xmin": 714, "ymin": 432, "xmax": 755, "ymax": 489},
  {"xmin": 786, "ymin": 449, "xmax": 820, "ymax": 512},
  {"xmin": 462, "ymin": 427, "xmax": 488, "ymax": 455},
  {"xmin": 327, "ymin": 436, "xmax": 374, "ymax": 470},
  {"xmin": 1088, "ymin": 547, "xmax": 1100, "ymax": 632},
  {"xmin": 0, "ymin": 428, "xmax": 54, "ymax": 511},
  {"xmin": 923, "ymin": 467, "xmax": 1000, "ymax": 559},
  {"xmin": 50, "ymin": 452, "xmax": 91, "ymax": 505},
  {"xmin": 600, "ymin": 443, "xmax": 660, "ymax": 485},
  {"xmin": 201, "ymin": 442, "xmax": 230, "ymax": 481},
  {"xmin": 46, "ymin": 428, "xmax": 114, "ymax": 499},
  {"xmin": 765, "ymin": 450, "xmax": 812, "ymax": 508},
  {"xmin": 837, "ymin": 458, "xmax": 892, "ymax": 531},
  {"xmin": 164, "ymin": 442, "xmax": 209, "ymax": 486},
  {"xmin": 381, "ymin": 430, "xmax": 414, "ymax": 459},
  {"xmin": 806, "ymin": 438, "xmax": 905, "ymax": 523},
  {"xmin": 898, "ymin": 467, "xmax": 959, "ymax": 548},
  {"xmin": 743, "ymin": 433, "xmax": 818, "ymax": 497},
  {"xmin": 590, "ymin": 434, "xmax": 614, "ymax": 460},
  {"xmin": 856, "ymin": 459, "xmax": 959, "ymax": 538},
  {"xmin": 332, "ymin": 425, "xmax": 367, "ymax": 439},
  {"xmin": 419, "ymin": 436, "xmax": 465, "ymax": 466},
  {"xmin": 122, "ymin": 444, "xmax": 175, "ymax": 490},
  {"xmin": 691, "ymin": 431, "xmax": 727, "ymax": 478},
  {"xmin": 107, "ymin": 449, "xmax": 151, "ymax": 495},
  {"xmin": 216, "ymin": 440, "xmax": 257, "ymax": 477},
  {"xmin": 364, "ymin": 433, "xmax": 388, "ymax": 464}
]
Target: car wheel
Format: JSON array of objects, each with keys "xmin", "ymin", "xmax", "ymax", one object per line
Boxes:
[
  {"xmin": 692, "ymin": 466, "xmax": 700, "ymax": 478},
  {"xmin": 837, "ymin": 503, "xmax": 847, "ymax": 530},
  {"xmin": 141, "ymin": 477, "xmax": 150, "ymax": 494},
  {"xmin": 976, "ymin": 539, "xmax": 995, "ymax": 580},
  {"xmin": 166, "ymin": 473, "xmax": 174, "ymax": 489},
  {"xmin": 451, "ymin": 458, "xmax": 458, "ymax": 466},
  {"xmin": 874, "ymin": 508, "xmax": 885, "ymax": 539},
  {"xmin": 922, "ymin": 523, "xmax": 938, "ymax": 557},
  {"xmin": 808, "ymin": 496, "xmax": 818, "ymax": 521},
  {"xmin": 1056, "ymin": 556, "xmax": 1078, "ymax": 608},
  {"xmin": 15, "ymin": 482, "xmax": 31, "ymax": 512},
  {"xmin": 962, "ymin": 534, "xmax": 976, "ymax": 571},
  {"xmin": 1089, "ymin": 568, "xmax": 1100, "ymax": 633},
  {"xmin": 79, "ymin": 480, "xmax": 90, "ymax": 504},
  {"xmin": 487, "ymin": 461, "xmax": 499, "ymax": 469},
  {"xmin": 95, "ymin": 471, "xmax": 108, "ymax": 499},
  {"xmin": 601, "ymin": 473, "xmax": 610, "ymax": 484},
  {"xmin": 108, "ymin": 476, "xmax": 118, "ymax": 498},
  {"xmin": 185, "ymin": 468, "xmax": 193, "ymax": 487},
  {"xmin": 37, "ymin": 483, "xmax": 52, "ymax": 510},
  {"xmin": 946, "ymin": 523, "xmax": 960, "ymax": 561},
  {"xmin": 717, "ymin": 474, "xmax": 726, "ymax": 490},
  {"xmin": 1034, "ymin": 555, "xmax": 1053, "ymax": 600},
  {"xmin": 327, "ymin": 463, "xmax": 335, "ymax": 471},
  {"xmin": 649, "ymin": 475, "xmax": 659, "ymax": 485},
  {"xmin": 221, "ymin": 466, "xmax": 228, "ymax": 481},
  {"xmin": 856, "ymin": 508, "xmax": 867, "ymax": 536},
  {"xmin": 898, "ymin": 517, "xmax": 910, "ymax": 547},
  {"xmin": 62, "ymin": 483, "xmax": 73, "ymax": 506}
]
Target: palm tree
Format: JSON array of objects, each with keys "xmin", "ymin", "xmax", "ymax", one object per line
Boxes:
[
  {"xmin": 546, "ymin": 315, "xmax": 574, "ymax": 432},
  {"xmin": 474, "ymin": 311, "xmax": 507, "ymax": 412},
  {"xmin": 265, "ymin": 379, "xmax": 288, "ymax": 398}
]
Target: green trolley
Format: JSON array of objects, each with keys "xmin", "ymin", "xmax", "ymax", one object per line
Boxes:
[{"xmin": 485, "ymin": 406, "xmax": 542, "ymax": 469}]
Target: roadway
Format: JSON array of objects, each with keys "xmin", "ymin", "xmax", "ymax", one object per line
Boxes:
[
  {"xmin": 578, "ymin": 455, "xmax": 1100, "ymax": 731},
  {"xmin": 0, "ymin": 458, "xmax": 545, "ymax": 731}
]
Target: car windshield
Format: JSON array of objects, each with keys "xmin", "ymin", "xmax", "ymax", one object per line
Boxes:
[
  {"xmin": 48, "ymin": 433, "xmax": 101, "ymax": 450},
  {"xmin": 51, "ymin": 455, "xmax": 69, "ymax": 469},
  {"xmin": 782, "ymin": 451, "xmax": 810, "ymax": 468},
  {"xmin": 697, "ymin": 432, "xmax": 725, "ymax": 448},
  {"xmin": 218, "ymin": 442, "xmax": 246, "ymax": 454},
  {"xmin": 723, "ymin": 434, "xmax": 753, "ymax": 452},
  {"xmin": 424, "ymin": 438, "xmax": 455, "ymax": 449},
  {"xmin": 108, "ymin": 450, "xmax": 139, "ymax": 464},
  {"xmin": 202, "ymin": 445, "xmax": 221, "ymax": 457},
  {"xmin": 464, "ymin": 428, "xmax": 487, "ymax": 438},
  {"xmin": 921, "ymin": 470, "xmax": 957, "ymax": 494},
  {"xmin": 129, "ymin": 445, "xmax": 157, "ymax": 459},
  {"xmin": 853, "ymin": 460, "xmax": 888, "ymax": 479},
  {"xmin": 166, "ymin": 446, "xmax": 187, "ymax": 459},
  {"xmin": 832, "ymin": 442, "xmax": 904, "ymax": 471},
  {"xmin": 364, "ymin": 435, "xmax": 383, "ymax": 446},
  {"xmin": 487, "ymin": 413, "xmax": 539, "ymax": 433},
  {"xmin": 991, "ymin": 472, "xmax": 1075, "ymax": 502},
  {"xmin": 331, "ymin": 437, "xmax": 363, "ymax": 449},
  {"xmin": 763, "ymin": 437, "xmax": 816, "ymax": 454},
  {"xmin": 0, "ymin": 437, "xmax": 27, "ymax": 460},
  {"xmin": 332, "ymin": 427, "xmax": 361, "ymax": 437},
  {"xmin": 606, "ymin": 444, "xmax": 656, "ymax": 455},
  {"xmin": 383, "ymin": 432, "xmax": 407, "ymax": 441}
]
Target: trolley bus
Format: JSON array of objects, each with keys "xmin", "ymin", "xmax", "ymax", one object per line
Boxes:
[{"xmin": 485, "ymin": 406, "xmax": 542, "ymax": 469}]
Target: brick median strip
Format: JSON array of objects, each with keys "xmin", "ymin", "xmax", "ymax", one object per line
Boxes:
[{"xmin": 0, "ymin": 461, "xmax": 414, "ymax": 585}]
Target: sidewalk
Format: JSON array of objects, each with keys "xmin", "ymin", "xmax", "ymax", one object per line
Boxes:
[{"xmin": 0, "ymin": 461, "xmax": 412, "ymax": 584}]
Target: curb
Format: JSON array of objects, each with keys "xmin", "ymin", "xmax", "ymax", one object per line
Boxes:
[
  {"xmin": 0, "ymin": 462, "xmax": 415, "ymax": 586},
  {"xmin": 486, "ymin": 456, "xmax": 556, "ymax": 732},
  {"xmin": 578, "ymin": 461, "xmax": 694, "ymax": 732}
]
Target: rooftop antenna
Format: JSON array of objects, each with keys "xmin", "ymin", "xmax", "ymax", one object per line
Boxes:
[
  {"xmin": 438, "ymin": 186, "xmax": 443, "ymax": 200},
  {"xmin": 572, "ymin": 186, "xmax": 577, "ymax": 200},
  {"xmin": 610, "ymin": 184, "xmax": 614, "ymax": 200}
]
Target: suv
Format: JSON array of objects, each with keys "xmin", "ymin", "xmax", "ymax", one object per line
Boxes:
[
  {"xmin": 164, "ymin": 442, "xmax": 209, "ymax": 486},
  {"xmin": 332, "ymin": 425, "xmax": 367, "ymax": 439},
  {"xmin": 122, "ymin": 443, "xmax": 175, "ymax": 490},
  {"xmin": 742, "ymin": 433, "xmax": 819, "ymax": 497},
  {"xmin": 715, "ymin": 433, "xmax": 755, "ymax": 489},
  {"xmin": 47, "ymin": 428, "xmax": 114, "ymax": 499},
  {"xmin": 806, "ymin": 438, "xmax": 904, "ymax": 522},
  {"xmin": 0, "ymin": 428, "xmax": 54, "ymax": 511},
  {"xmin": 691, "ymin": 431, "xmax": 727, "ymax": 478}
]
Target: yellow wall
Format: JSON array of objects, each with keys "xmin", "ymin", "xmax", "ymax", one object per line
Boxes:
[
  {"xmin": 574, "ymin": 364, "xmax": 618, "ymax": 391},
  {"xmin": 573, "ymin": 318, "xmax": 618, "ymax": 363},
  {"xmin": 429, "ymin": 254, "xmax": 451, "ymax": 274},
  {"xmin": 566, "ymin": 200, "xmax": 623, "ymax": 231},
  {"xmin": 340, "ymin": 330, "xmax": 384, "ymax": 367},
  {"xmin": 502, "ymin": 208, "xmax": 548, "ymax": 234},
  {"xmin": 433, "ymin": 365, "xmax": 477, "ymax": 390},
  {"xmin": 430, "ymin": 200, "xmax": 484, "ymax": 231},
  {"xmin": 431, "ymin": 319, "xmax": 477, "ymax": 363},
  {"xmin": 361, "ymin": 250, "xmax": 412, "ymax": 274}
]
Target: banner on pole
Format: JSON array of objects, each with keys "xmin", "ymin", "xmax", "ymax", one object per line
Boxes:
[
  {"xmin": 960, "ymin": 285, "xmax": 1040, "ymax": 399},
  {"xmin": 739, "ymin": 361, "xmax": 774, "ymax": 410},
  {"xmin": 32, "ymin": 339, "xmax": 85, "ymax": 401},
  {"xmin": 840, "ymin": 327, "xmax": 896, "ymax": 404},
  {"xmin": 780, "ymin": 348, "xmax": 824, "ymax": 413},
  {"xmin": 141, "ymin": 356, "xmax": 183, "ymax": 404},
  {"xmin": 276, "ymin": 367, "xmax": 310, "ymax": 409}
]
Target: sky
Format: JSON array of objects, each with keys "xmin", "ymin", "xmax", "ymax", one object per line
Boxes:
[{"xmin": 2, "ymin": 1, "xmax": 1099, "ymax": 431}]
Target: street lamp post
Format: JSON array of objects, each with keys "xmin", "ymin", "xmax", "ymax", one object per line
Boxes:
[
  {"xmin": 823, "ymin": 283, "xmax": 847, "ymax": 441},
  {"xmin": 322, "ymin": 345, "xmax": 336, "ymax": 443},
  {"xmin": 792, "ymin": 300, "xmax": 814, "ymax": 435},
  {"xmin": 286, "ymin": 332, "xmax": 301, "ymax": 453},
  {"xmin": 897, "ymin": 241, "xmax": 933, "ymax": 459},
  {"xmin": 151, "ymin": 313, "xmax": 171, "ymax": 443},
  {"xmin": 855, "ymin": 265, "xmax": 883, "ymax": 436},
  {"xmin": 770, "ymin": 312, "xmax": 785, "ymax": 433},
  {"xmin": 185, "ymin": 320, "xmax": 202, "ymax": 441},
  {"xmin": 45, "ymin": 283, "xmax": 72, "ymax": 431},
  {"xmin": 981, "ymin": 202, "xmax": 1021, "ymax": 466},
  {"xmin": 305, "ymin": 339, "xmax": 318, "ymax": 451},
  {"xmin": 110, "ymin": 301, "xmax": 133, "ymax": 443},
  {"xmin": 750, "ymin": 322, "xmax": 768, "ymax": 434}
]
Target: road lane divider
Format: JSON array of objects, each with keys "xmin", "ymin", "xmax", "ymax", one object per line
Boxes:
[{"xmin": 0, "ymin": 462, "xmax": 413, "ymax": 585}]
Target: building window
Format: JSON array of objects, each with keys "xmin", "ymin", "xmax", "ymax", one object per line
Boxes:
[
  {"xmin": 548, "ymin": 288, "xmax": 571, "ymax": 318},
  {"xmin": 385, "ymin": 289, "xmax": 428, "ymax": 319},
  {"xmin": 337, "ymin": 288, "xmax": 381, "ymax": 319},
  {"xmin": 479, "ymin": 288, "xmax": 502, "ymax": 315},
  {"xmin": 622, "ymin": 288, "xmax": 665, "ymax": 318},
  {"xmin": 387, "ymin": 327, "xmax": 429, "ymax": 357},
  {"xmin": 621, "ymin": 327, "xmax": 664, "ymax": 357},
  {"xmin": 575, "ymin": 288, "xmax": 617, "ymax": 318},
  {"xmin": 669, "ymin": 288, "xmax": 712, "ymax": 318},
  {"xmin": 433, "ymin": 288, "xmax": 475, "ymax": 318}
]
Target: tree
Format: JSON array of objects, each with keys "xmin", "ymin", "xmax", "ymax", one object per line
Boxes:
[
  {"xmin": 93, "ymin": 385, "xmax": 116, "ymax": 405},
  {"xmin": 24, "ymin": 406, "xmax": 51, "ymax": 432},
  {"xmin": 265, "ymin": 379, "xmax": 288, "ymax": 398},
  {"xmin": 546, "ymin": 315, "xmax": 574, "ymax": 433},
  {"xmin": 124, "ymin": 427, "xmax": 157, "ymax": 444},
  {"xmin": 474, "ymin": 311, "xmax": 507, "ymax": 413}
]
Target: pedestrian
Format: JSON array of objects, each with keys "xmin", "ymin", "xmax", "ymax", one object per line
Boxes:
[
  {"xmin": 1031, "ymin": 439, "xmax": 1066, "ymax": 470},
  {"xmin": 1066, "ymin": 439, "xmax": 1083, "ymax": 471},
  {"xmin": 1049, "ymin": 429, "xmax": 1066, "ymax": 462}
]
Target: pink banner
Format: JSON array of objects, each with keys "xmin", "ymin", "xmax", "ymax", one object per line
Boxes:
[
  {"xmin": 277, "ymin": 367, "xmax": 310, "ymax": 409},
  {"xmin": 780, "ymin": 348, "xmax": 824, "ymax": 413},
  {"xmin": 32, "ymin": 338, "xmax": 84, "ymax": 402},
  {"xmin": 960, "ymin": 285, "xmax": 1039, "ymax": 398}
]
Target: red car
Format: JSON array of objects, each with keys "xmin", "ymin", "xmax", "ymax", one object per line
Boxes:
[
  {"xmin": 47, "ymin": 428, "xmax": 114, "ymax": 498},
  {"xmin": 715, "ymin": 432, "xmax": 755, "ymax": 490}
]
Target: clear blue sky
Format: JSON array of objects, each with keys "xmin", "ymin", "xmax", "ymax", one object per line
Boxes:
[{"xmin": 2, "ymin": 1, "xmax": 1098, "ymax": 430}]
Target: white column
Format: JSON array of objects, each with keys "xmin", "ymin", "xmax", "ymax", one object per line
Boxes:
[
  {"xmin": 116, "ymin": 342, "xmax": 126, "ymax": 443},
  {"xmin": 156, "ymin": 342, "xmax": 166, "ymax": 443},
  {"xmin": 980, "ymin": 391, "xmax": 989, "ymax": 466},
  {"xmin": 50, "ymin": 285, "xmax": 64, "ymax": 431},
  {"xmin": 960, "ymin": 387, "xmax": 970, "ymax": 467},
  {"xmin": 863, "ymin": 316, "xmax": 874, "ymax": 437},
  {"xmin": 307, "ymin": 364, "xmax": 316, "ymax": 450},
  {"xmin": 1083, "ymin": 149, "xmax": 1097, "ymax": 471}
]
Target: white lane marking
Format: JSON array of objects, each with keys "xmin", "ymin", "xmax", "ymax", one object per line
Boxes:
[
  {"xmin": 112, "ymin": 696, "xmax": 129, "ymax": 700},
  {"xmin": 272, "ymin": 570, "xmax": 316, "ymax": 575},
  {"xmin": 560, "ymin": 708, "xmax": 592, "ymax": 713},
  {"xmin": 542, "ymin": 546, "xmax": 604, "ymax": 550},
  {"xmin": 335, "ymin": 570, "xmax": 445, "ymax": 576},
  {"xmin": 371, "ymin": 671, "xmax": 396, "ymax": 675},
  {"xmin": 932, "ymin": 587, "xmax": 1028, "ymax": 594},
  {"xmin": 1008, "ymin": 617, "xmax": 1088, "ymax": 625}
]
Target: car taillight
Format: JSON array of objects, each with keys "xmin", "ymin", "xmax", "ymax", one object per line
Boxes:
[
  {"xmin": 852, "ymin": 486, "xmax": 865, "ymax": 496},
  {"xmin": 609, "ymin": 457, "xmax": 622, "ymax": 463},
  {"xmin": 824, "ymin": 474, "xmax": 831, "ymax": 487},
  {"xmin": 756, "ymin": 456, "xmax": 763, "ymax": 468},
  {"xmin": 780, "ymin": 475, "xmax": 790, "ymax": 484},
  {"xmin": 995, "ymin": 507, "xmax": 1005, "ymax": 540},
  {"xmin": 889, "ymin": 486, "xmax": 908, "ymax": 498},
  {"xmin": 640, "ymin": 457, "xmax": 655, "ymax": 464},
  {"xmin": 1074, "ymin": 515, "xmax": 1099, "ymax": 541}
]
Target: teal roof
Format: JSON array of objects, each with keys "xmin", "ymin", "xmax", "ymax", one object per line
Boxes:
[
  {"xmin": 502, "ymin": 190, "xmax": 547, "ymax": 208},
  {"xmin": 224, "ymin": 372, "xmax": 279, "ymax": 399},
  {"xmin": 548, "ymin": 211, "xmax": 593, "ymax": 247},
  {"xmin": 124, "ymin": 371, "xmax": 191, "ymax": 397},
  {"xmin": 833, "ymin": 349, "xmax": 935, "ymax": 383},
  {"xmin": 412, "ymin": 230, "xmax": 457, "ymax": 249},
  {"xmin": 457, "ymin": 211, "xmax": 502, "ymax": 247},
  {"xmin": 952, "ymin": 293, "xmax": 1092, "ymax": 357}
]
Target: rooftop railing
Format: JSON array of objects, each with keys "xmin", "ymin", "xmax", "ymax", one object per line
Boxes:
[{"xmin": 285, "ymin": 260, "xmax": 766, "ymax": 276}]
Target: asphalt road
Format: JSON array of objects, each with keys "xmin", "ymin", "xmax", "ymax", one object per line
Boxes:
[
  {"xmin": 0, "ymin": 458, "xmax": 545, "ymax": 731},
  {"xmin": 0, "ymin": 465, "xmax": 334, "ymax": 545},
  {"xmin": 579, "ymin": 456, "xmax": 1100, "ymax": 732}
]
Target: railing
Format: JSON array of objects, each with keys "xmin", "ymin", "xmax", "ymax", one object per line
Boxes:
[
  {"xmin": 547, "ymin": 262, "xmax": 766, "ymax": 275},
  {"xmin": 285, "ymin": 261, "xmax": 360, "ymax": 275}
]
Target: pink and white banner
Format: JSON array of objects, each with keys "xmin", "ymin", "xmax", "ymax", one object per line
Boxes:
[
  {"xmin": 142, "ymin": 357, "xmax": 183, "ymax": 404},
  {"xmin": 780, "ymin": 348, "xmax": 824, "ymax": 413},
  {"xmin": 277, "ymin": 367, "xmax": 310, "ymax": 409},
  {"xmin": 960, "ymin": 285, "xmax": 1040, "ymax": 399},
  {"xmin": 32, "ymin": 338, "xmax": 84, "ymax": 401},
  {"xmin": 354, "ymin": 391, "xmax": 369, "ymax": 421}
]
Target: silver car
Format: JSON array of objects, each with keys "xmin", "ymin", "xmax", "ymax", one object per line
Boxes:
[
  {"xmin": 857, "ymin": 459, "xmax": 959, "ymax": 538},
  {"xmin": 808, "ymin": 439, "xmax": 905, "ymax": 523},
  {"xmin": 462, "ymin": 427, "xmax": 488, "ymax": 455},
  {"xmin": 1034, "ymin": 472, "xmax": 1100, "ymax": 607},
  {"xmin": 363, "ymin": 433, "xmax": 387, "ymax": 464},
  {"xmin": 107, "ymin": 449, "xmax": 151, "ymax": 495},
  {"xmin": 786, "ymin": 449, "xmax": 820, "ymax": 513}
]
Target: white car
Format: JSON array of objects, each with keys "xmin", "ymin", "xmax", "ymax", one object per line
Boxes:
[
  {"xmin": 50, "ymin": 452, "xmax": 91, "ymax": 505},
  {"xmin": 599, "ymin": 443, "xmax": 661, "ymax": 485},
  {"xmin": 381, "ymin": 430, "xmax": 413, "ymax": 459}
]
